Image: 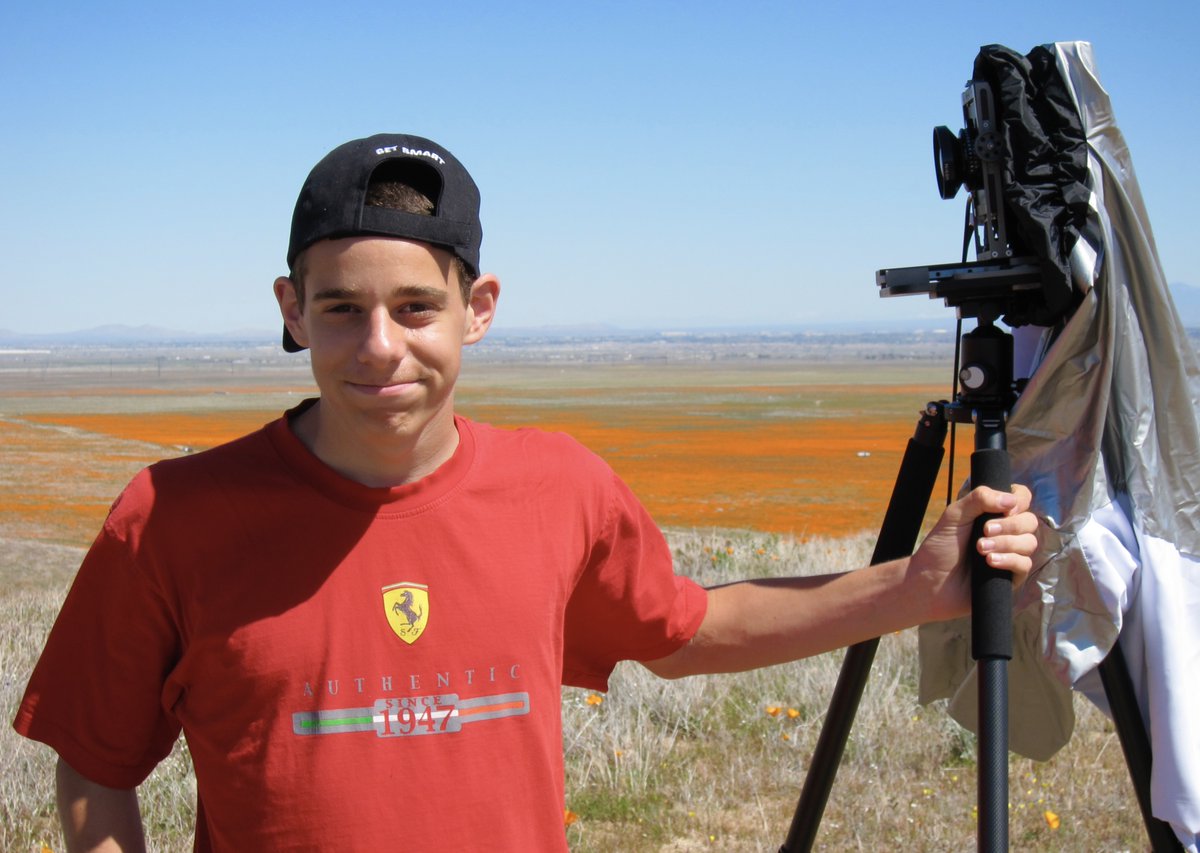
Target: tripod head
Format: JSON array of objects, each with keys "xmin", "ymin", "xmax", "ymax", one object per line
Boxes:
[{"xmin": 953, "ymin": 318, "xmax": 1015, "ymax": 426}]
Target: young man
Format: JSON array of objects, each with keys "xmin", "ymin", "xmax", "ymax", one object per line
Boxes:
[{"xmin": 15, "ymin": 134, "xmax": 1038, "ymax": 852}]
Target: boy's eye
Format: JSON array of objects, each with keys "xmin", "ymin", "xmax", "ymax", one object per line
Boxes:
[{"xmin": 401, "ymin": 303, "xmax": 436, "ymax": 314}]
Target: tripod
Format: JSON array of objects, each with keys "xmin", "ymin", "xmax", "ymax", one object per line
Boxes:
[{"xmin": 778, "ymin": 318, "xmax": 1182, "ymax": 852}]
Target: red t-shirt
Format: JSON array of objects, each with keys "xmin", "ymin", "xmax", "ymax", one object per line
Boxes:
[{"xmin": 15, "ymin": 408, "xmax": 707, "ymax": 851}]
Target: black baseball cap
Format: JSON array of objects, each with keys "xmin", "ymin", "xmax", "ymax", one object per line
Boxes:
[{"xmin": 281, "ymin": 133, "xmax": 482, "ymax": 352}]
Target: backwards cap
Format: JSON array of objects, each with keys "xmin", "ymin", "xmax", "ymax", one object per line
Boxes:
[{"xmin": 282, "ymin": 133, "xmax": 482, "ymax": 352}]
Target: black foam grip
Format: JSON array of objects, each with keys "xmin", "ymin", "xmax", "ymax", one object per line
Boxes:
[{"xmin": 970, "ymin": 448, "xmax": 1013, "ymax": 661}]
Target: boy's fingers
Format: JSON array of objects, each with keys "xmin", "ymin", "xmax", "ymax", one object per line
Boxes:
[
  {"xmin": 983, "ymin": 513, "xmax": 1038, "ymax": 538},
  {"xmin": 967, "ymin": 484, "xmax": 1033, "ymax": 519},
  {"xmin": 977, "ymin": 531, "xmax": 1038, "ymax": 555}
]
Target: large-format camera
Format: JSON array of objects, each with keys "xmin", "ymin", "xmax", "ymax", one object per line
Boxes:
[
  {"xmin": 877, "ymin": 41, "xmax": 1091, "ymax": 331},
  {"xmin": 877, "ymin": 75, "xmax": 1044, "ymax": 325}
]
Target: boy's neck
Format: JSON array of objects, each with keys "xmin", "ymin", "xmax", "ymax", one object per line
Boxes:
[{"xmin": 289, "ymin": 399, "xmax": 460, "ymax": 487}]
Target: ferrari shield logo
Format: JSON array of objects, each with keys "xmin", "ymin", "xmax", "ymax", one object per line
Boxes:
[{"xmin": 382, "ymin": 582, "xmax": 429, "ymax": 644}]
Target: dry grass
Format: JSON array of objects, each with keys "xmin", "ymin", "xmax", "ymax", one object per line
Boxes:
[
  {"xmin": 3, "ymin": 532, "xmax": 1145, "ymax": 852},
  {"xmin": 2, "ymin": 563, "xmax": 198, "ymax": 853},
  {"xmin": 561, "ymin": 530, "xmax": 1145, "ymax": 851}
]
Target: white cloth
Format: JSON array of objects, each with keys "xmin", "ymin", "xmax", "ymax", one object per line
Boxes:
[{"xmin": 1072, "ymin": 504, "xmax": 1200, "ymax": 850}]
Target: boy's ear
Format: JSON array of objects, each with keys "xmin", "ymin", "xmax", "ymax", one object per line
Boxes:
[
  {"xmin": 463, "ymin": 274, "xmax": 500, "ymax": 345},
  {"xmin": 274, "ymin": 276, "xmax": 309, "ymax": 350}
]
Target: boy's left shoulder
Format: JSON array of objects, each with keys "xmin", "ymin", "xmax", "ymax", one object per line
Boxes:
[{"xmin": 460, "ymin": 416, "xmax": 612, "ymax": 476}]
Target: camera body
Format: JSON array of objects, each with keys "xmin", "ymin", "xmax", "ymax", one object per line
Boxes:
[{"xmin": 934, "ymin": 80, "xmax": 1017, "ymax": 262}]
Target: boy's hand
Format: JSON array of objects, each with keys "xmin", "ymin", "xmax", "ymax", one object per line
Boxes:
[{"xmin": 909, "ymin": 485, "xmax": 1039, "ymax": 622}]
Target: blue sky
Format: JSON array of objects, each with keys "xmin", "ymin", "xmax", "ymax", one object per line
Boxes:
[{"xmin": 2, "ymin": 1, "xmax": 1195, "ymax": 335}]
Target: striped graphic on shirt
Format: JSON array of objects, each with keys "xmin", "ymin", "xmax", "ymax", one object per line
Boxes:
[{"xmin": 293, "ymin": 692, "xmax": 530, "ymax": 738}]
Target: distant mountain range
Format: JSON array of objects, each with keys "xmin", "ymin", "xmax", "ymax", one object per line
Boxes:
[
  {"xmin": 0, "ymin": 319, "xmax": 954, "ymax": 348},
  {"xmin": 3, "ymin": 284, "xmax": 1198, "ymax": 347},
  {"xmin": 0, "ymin": 321, "xmax": 950, "ymax": 348}
]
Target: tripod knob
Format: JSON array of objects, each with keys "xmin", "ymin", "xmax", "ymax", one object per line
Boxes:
[{"xmin": 960, "ymin": 364, "xmax": 989, "ymax": 391}]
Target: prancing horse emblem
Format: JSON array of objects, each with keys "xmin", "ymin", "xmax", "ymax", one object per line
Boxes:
[{"xmin": 382, "ymin": 582, "xmax": 429, "ymax": 644}]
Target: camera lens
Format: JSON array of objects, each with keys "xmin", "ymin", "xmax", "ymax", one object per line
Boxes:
[{"xmin": 933, "ymin": 125, "xmax": 963, "ymax": 200}]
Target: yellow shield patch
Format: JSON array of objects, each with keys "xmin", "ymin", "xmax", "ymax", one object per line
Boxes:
[{"xmin": 382, "ymin": 582, "xmax": 429, "ymax": 644}]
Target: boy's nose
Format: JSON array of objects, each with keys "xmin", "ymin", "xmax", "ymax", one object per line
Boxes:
[{"xmin": 358, "ymin": 309, "xmax": 406, "ymax": 364}]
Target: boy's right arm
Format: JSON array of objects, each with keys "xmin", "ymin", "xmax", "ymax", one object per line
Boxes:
[{"xmin": 56, "ymin": 758, "xmax": 147, "ymax": 853}]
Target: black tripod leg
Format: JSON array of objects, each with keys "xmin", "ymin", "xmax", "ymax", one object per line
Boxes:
[
  {"xmin": 1098, "ymin": 639, "xmax": 1184, "ymax": 851},
  {"xmin": 780, "ymin": 406, "xmax": 947, "ymax": 852}
]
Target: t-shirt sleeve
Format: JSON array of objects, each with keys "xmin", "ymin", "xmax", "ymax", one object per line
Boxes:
[
  {"xmin": 561, "ymin": 470, "xmax": 707, "ymax": 691},
  {"xmin": 12, "ymin": 471, "xmax": 184, "ymax": 789}
]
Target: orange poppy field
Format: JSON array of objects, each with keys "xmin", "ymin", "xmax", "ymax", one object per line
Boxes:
[{"xmin": 1, "ymin": 354, "xmax": 976, "ymax": 549}]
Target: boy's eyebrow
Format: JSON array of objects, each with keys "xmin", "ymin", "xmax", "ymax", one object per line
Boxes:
[{"xmin": 310, "ymin": 283, "xmax": 450, "ymax": 302}]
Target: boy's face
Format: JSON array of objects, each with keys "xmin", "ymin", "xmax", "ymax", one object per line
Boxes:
[{"xmin": 274, "ymin": 236, "xmax": 496, "ymax": 466}]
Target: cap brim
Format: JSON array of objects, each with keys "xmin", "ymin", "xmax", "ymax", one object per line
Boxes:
[{"xmin": 282, "ymin": 326, "xmax": 305, "ymax": 353}]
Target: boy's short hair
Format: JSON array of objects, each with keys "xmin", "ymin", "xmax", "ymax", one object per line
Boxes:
[{"xmin": 282, "ymin": 133, "xmax": 482, "ymax": 353}]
